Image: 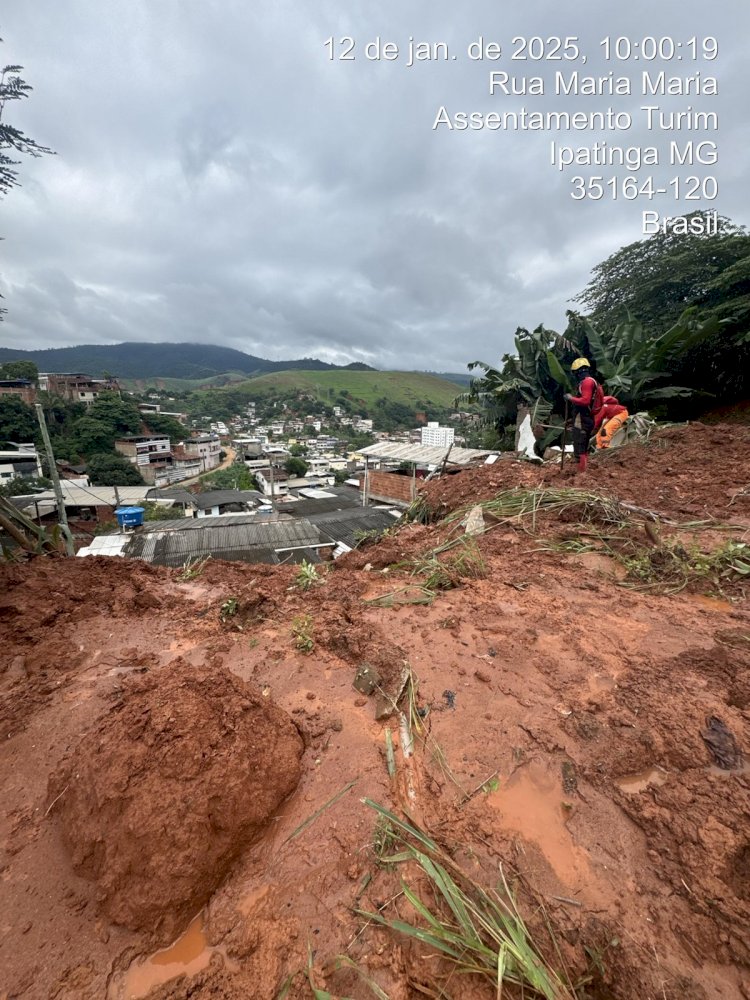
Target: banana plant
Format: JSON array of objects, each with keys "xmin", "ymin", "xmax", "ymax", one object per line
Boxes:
[
  {"xmin": 564, "ymin": 308, "xmax": 719, "ymax": 407},
  {"xmin": 457, "ymin": 307, "xmax": 715, "ymax": 453},
  {"xmin": 457, "ymin": 325, "xmax": 575, "ymax": 451}
]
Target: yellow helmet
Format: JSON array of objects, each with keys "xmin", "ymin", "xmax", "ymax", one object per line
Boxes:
[{"xmin": 571, "ymin": 358, "xmax": 591, "ymax": 372}]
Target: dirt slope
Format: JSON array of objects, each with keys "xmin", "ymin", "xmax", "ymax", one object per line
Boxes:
[{"xmin": 0, "ymin": 424, "xmax": 749, "ymax": 1000}]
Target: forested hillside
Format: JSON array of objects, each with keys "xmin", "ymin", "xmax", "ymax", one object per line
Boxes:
[{"xmin": 0, "ymin": 342, "xmax": 376, "ymax": 380}]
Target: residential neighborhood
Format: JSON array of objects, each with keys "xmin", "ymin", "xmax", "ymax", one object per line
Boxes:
[{"xmin": 0, "ymin": 367, "xmax": 493, "ymax": 567}]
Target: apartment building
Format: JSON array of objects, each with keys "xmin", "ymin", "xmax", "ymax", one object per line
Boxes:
[{"xmin": 420, "ymin": 422, "xmax": 455, "ymax": 448}]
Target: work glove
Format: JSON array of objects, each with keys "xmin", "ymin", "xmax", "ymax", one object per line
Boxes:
[{"xmin": 563, "ymin": 393, "xmax": 573, "ymax": 402}]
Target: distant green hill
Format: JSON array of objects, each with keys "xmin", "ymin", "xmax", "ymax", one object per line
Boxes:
[
  {"xmin": 0, "ymin": 341, "xmax": 376, "ymax": 380},
  {"xmin": 427, "ymin": 371, "xmax": 473, "ymax": 388},
  {"xmin": 123, "ymin": 371, "xmax": 251, "ymax": 392},
  {"xmin": 233, "ymin": 369, "xmax": 461, "ymax": 409}
]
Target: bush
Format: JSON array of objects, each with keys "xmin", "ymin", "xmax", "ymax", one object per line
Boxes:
[
  {"xmin": 87, "ymin": 453, "xmax": 145, "ymax": 486},
  {"xmin": 284, "ymin": 456, "xmax": 308, "ymax": 478},
  {"xmin": 0, "ymin": 474, "xmax": 51, "ymax": 498}
]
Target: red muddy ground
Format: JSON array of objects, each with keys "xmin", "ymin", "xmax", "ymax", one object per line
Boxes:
[{"xmin": 0, "ymin": 424, "xmax": 749, "ymax": 1000}]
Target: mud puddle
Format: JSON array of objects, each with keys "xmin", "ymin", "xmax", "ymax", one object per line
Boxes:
[
  {"xmin": 688, "ymin": 594, "xmax": 733, "ymax": 613},
  {"xmin": 112, "ymin": 914, "xmax": 221, "ymax": 999},
  {"xmin": 488, "ymin": 761, "xmax": 593, "ymax": 888},
  {"xmin": 617, "ymin": 767, "xmax": 668, "ymax": 794}
]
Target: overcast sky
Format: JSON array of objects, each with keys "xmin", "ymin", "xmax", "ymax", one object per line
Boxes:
[{"xmin": 1, "ymin": 1, "xmax": 748, "ymax": 371}]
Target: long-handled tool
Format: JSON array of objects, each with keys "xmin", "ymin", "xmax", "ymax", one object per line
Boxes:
[{"xmin": 559, "ymin": 400, "xmax": 570, "ymax": 473}]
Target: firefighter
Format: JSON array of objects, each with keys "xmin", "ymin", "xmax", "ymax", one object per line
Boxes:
[
  {"xmin": 564, "ymin": 359, "xmax": 603, "ymax": 472},
  {"xmin": 595, "ymin": 395, "xmax": 629, "ymax": 449}
]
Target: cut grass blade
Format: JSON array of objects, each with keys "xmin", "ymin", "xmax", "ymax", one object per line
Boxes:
[
  {"xmin": 306, "ymin": 941, "xmax": 335, "ymax": 999},
  {"xmin": 333, "ymin": 956, "xmax": 391, "ymax": 999},
  {"xmin": 445, "ymin": 487, "xmax": 627, "ymax": 534},
  {"xmin": 364, "ymin": 585, "xmax": 436, "ymax": 608},
  {"xmin": 282, "ymin": 780, "xmax": 357, "ymax": 845},
  {"xmin": 358, "ymin": 801, "xmax": 575, "ymax": 1000}
]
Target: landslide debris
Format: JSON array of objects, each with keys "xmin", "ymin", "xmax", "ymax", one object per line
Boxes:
[
  {"xmin": 418, "ymin": 422, "xmax": 750, "ymax": 522},
  {"xmin": 49, "ymin": 659, "xmax": 303, "ymax": 940}
]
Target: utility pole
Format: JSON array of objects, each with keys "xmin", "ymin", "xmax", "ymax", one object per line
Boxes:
[
  {"xmin": 268, "ymin": 461, "xmax": 275, "ymax": 512},
  {"xmin": 35, "ymin": 404, "xmax": 75, "ymax": 556}
]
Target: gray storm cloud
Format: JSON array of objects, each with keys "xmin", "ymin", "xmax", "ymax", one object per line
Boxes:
[{"xmin": 1, "ymin": 0, "xmax": 748, "ymax": 370}]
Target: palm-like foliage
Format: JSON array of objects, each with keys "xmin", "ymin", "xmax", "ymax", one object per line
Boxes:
[
  {"xmin": 457, "ymin": 325, "xmax": 575, "ymax": 448},
  {"xmin": 462, "ymin": 310, "xmax": 720, "ymax": 452},
  {"xmin": 565, "ymin": 309, "xmax": 719, "ymax": 406}
]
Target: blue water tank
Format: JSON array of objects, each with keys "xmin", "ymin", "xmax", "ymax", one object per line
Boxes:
[{"xmin": 115, "ymin": 506, "xmax": 145, "ymax": 529}]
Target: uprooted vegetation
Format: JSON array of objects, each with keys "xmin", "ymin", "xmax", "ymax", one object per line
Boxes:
[{"xmin": 1, "ymin": 422, "xmax": 749, "ymax": 1000}]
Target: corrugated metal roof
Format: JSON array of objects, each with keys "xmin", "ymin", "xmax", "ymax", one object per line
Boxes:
[
  {"xmin": 115, "ymin": 515, "xmax": 329, "ymax": 567},
  {"xmin": 136, "ymin": 512, "xmax": 284, "ymax": 533},
  {"xmin": 146, "ymin": 487, "xmax": 196, "ymax": 506},
  {"xmin": 27, "ymin": 485, "xmax": 153, "ymax": 507},
  {"xmin": 193, "ymin": 490, "xmax": 261, "ymax": 510},
  {"xmin": 275, "ymin": 547, "xmax": 323, "ymax": 566},
  {"xmin": 276, "ymin": 495, "xmax": 360, "ymax": 517},
  {"xmin": 358, "ymin": 442, "xmax": 492, "ymax": 466},
  {"xmin": 308, "ymin": 507, "xmax": 401, "ymax": 550}
]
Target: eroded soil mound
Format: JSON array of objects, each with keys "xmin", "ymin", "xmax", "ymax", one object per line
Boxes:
[
  {"xmin": 49, "ymin": 659, "xmax": 303, "ymax": 939},
  {"xmin": 420, "ymin": 422, "xmax": 750, "ymax": 522}
]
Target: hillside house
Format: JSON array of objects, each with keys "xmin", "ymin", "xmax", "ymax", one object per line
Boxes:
[
  {"xmin": 181, "ymin": 435, "xmax": 221, "ymax": 472},
  {"xmin": 0, "ymin": 443, "xmax": 43, "ymax": 485},
  {"xmin": 115, "ymin": 434, "xmax": 172, "ymax": 485},
  {"xmin": 193, "ymin": 490, "xmax": 262, "ymax": 518},
  {"xmin": 38, "ymin": 372, "xmax": 120, "ymax": 405},
  {"xmin": 0, "ymin": 379, "xmax": 37, "ymax": 405}
]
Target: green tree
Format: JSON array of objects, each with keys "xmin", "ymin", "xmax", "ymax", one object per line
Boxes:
[
  {"xmin": 564, "ymin": 309, "xmax": 720, "ymax": 407},
  {"xmin": 1, "ymin": 42, "xmax": 55, "ymax": 320},
  {"xmin": 458, "ymin": 325, "xmax": 574, "ymax": 449},
  {"xmin": 87, "ymin": 392, "xmax": 142, "ymax": 434},
  {"xmin": 142, "ymin": 412, "xmax": 187, "ymax": 440},
  {"xmin": 0, "ymin": 360, "xmax": 38, "ymax": 381},
  {"xmin": 461, "ymin": 309, "xmax": 720, "ymax": 451},
  {"xmin": 0, "ymin": 48, "xmax": 54, "ymax": 196},
  {"xmin": 284, "ymin": 456, "xmax": 308, "ymax": 478},
  {"xmin": 576, "ymin": 211, "xmax": 750, "ymax": 400},
  {"xmin": 576, "ymin": 211, "xmax": 749, "ymax": 334},
  {"xmin": 72, "ymin": 416, "xmax": 116, "ymax": 456},
  {"xmin": 141, "ymin": 500, "xmax": 179, "ymax": 521},
  {"xmin": 0, "ymin": 395, "xmax": 36, "ymax": 442},
  {"xmin": 87, "ymin": 453, "xmax": 144, "ymax": 486},
  {"xmin": 199, "ymin": 464, "xmax": 256, "ymax": 491}
]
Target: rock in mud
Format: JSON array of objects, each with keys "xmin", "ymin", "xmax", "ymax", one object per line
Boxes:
[
  {"xmin": 353, "ymin": 662, "xmax": 381, "ymax": 696},
  {"xmin": 49, "ymin": 659, "xmax": 303, "ymax": 938}
]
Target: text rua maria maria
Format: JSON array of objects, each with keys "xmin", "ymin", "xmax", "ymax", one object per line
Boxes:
[{"xmin": 489, "ymin": 70, "xmax": 717, "ymax": 96}]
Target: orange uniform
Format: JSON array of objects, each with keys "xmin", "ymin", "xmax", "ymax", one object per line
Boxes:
[{"xmin": 595, "ymin": 396, "xmax": 629, "ymax": 449}]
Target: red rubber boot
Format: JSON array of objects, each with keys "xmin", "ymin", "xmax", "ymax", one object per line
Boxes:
[{"xmin": 577, "ymin": 453, "xmax": 588, "ymax": 473}]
